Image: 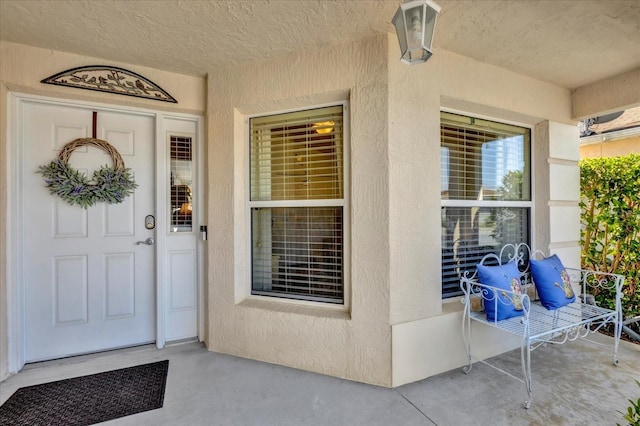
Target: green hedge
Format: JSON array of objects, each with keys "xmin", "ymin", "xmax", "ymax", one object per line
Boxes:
[{"xmin": 580, "ymin": 154, "xmax": 640, "ymax": 325}]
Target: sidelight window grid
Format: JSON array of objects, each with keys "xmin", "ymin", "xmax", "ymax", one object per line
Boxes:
[{"xmin": 169, "ymin": 134, "xmax": 193, "ymax": 233}]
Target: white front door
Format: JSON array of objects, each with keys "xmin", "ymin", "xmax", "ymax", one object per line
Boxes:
[{"xmin": 22, "ymin": 101, "xmax": 156, "ymax": 362}]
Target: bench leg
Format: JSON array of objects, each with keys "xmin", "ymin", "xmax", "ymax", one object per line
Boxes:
[
  {"xmin": 521, "ymin": 335, "xmax": 532, "ymax": 409},
  {"xmin": 613, "ymin": 313, "xmax": 622, "ymax": 365},
  {"xmin": 461, "ymin": 305, "xmax": 473, "ymax": 374}
]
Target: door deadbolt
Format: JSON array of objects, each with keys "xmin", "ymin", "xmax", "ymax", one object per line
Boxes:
[{"xmin": 145, "ymin": 215, "xmax": 156, "ymax": 230}]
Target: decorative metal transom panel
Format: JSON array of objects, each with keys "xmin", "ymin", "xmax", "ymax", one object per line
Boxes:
[{"xmin": 41, "ymin": 65, "xmax": 177, "ymax": 103}]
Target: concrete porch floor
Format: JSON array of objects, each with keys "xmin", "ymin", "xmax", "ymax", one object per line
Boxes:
[{"xmin": 1, "ymin": 334, "xmax": 638, "ymax": 426}]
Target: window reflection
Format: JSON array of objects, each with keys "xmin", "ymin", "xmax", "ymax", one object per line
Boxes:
[
  {"xmin": 441, "ymin": 207, "xmax": 529, "ymax": 297},
  {"xmin": 440, "ymin": 112, "xmax": 532, "ymax": 298}
]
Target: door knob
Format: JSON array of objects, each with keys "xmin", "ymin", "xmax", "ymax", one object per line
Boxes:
[{"xmin": 135, "ymin": 237, "xmax": 155, "ymax": 246}]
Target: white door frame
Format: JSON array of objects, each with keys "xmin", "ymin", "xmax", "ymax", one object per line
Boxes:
[{"xmin": 6, "ymin": 92, "xmax": 204, "ymax": 373}]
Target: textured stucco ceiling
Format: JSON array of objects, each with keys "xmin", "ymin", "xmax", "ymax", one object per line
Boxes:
[{"xmin": 1, "ymin": 0, "xmax": 639, "ymax": 90}]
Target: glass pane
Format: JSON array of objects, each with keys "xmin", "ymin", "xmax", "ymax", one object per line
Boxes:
[
  {"xmin": 422, "ymin": 5, "xmax": 438, "ymax": 49},
  {"xmin": 251, "ymin": 207, "xmax": 343, "ymax": 303},
  {"xmin": 250, "ymin": 106, "xmax": 344, "ymax": 202},
  {"xmin": 170, "ymin": 135, "xmax": 193, "ymax": 233},
  {"xmin": 441, "ymin": 112, "xmax": 531, "ymax": 201},
  {"xmin": 441, "ymin": 206, "xmax": 530, "ymax": 298},
  {"xmin": 406, "ymin": 5, "xmax": 424, "ymax": 50}
]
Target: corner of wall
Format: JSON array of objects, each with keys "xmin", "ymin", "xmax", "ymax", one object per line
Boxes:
[
  {"xmin": 391, "ymin": 309, "xmax": 521, "ymax": 387},
  {"xmin": 387, "ymin": 32, "xmax": 443, "ymax": 325},
  {"xmin": 534, "ymin": 120, "xmax": 581, "ymax": 266},
  {"xmin": 534, "ymin": 121, "xmax": 551, "ymax": 253},
  {"xmin": 0, "ymin": 83, "xmax": 9, "ymax": 382},
  {"xmin": 206, "ymin": 35, "xmax": 394, "ymax": 386}
]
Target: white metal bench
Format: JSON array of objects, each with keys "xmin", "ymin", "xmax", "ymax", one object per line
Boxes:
[{"xmin": 460, "ymin": 243, "xmax": 623, "ymax": 409}]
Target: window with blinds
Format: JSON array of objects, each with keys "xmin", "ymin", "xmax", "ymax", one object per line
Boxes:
[
  {"xmin": 249, "ymin": 105, "xmax": 346, "ymax": 303},
  {"xmin": 440, "ymin": 112, "xmax": 531, "ymax": 298},
  {"xmin": 170, "ymin": 135, "xmax": 193, "ymax": 232}
]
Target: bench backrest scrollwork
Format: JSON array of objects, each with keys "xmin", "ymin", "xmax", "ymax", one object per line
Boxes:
[
  {"xmin": 461, "ymin": 243, "xmax": 541, "ymax": 286},
  {"xmin": 460, "ymin": 243, "xmax": 625, "ymax": 317}
]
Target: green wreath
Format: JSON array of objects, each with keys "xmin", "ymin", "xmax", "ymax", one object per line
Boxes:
[{"xmin": 38, "ymin": 138, "xmax": 138, "ymax": 208}]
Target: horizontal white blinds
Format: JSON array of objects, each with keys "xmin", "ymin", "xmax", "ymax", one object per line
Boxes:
[
  {"xmin": 250, "ymin": 105, "xmax": 345, "ymax": 304},
  {"xmin": 441, "ymin": 207, "xmax": 530, "ymax": 297},
  {"xmin": 250, "ymin": 105, "xmax": 344, "ymax": 201},
  {"xmin": 441, "ymin": 112, "xmax": 530, "ymax": 201},
  {"xmin": 440, "ymin": 112, "xmax": 531, "ymax": 298},
  {"xmin": 252, "ymin": 207, "xmax": 343, "ymax": 303}
]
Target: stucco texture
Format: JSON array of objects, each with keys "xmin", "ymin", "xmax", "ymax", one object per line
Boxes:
[
  {"xmin": 206, "ymin": 35, "xmax": 392, "ymax": 386},
  {"xmin": 387, "ymin": 34, "xmax": 584, "ymax": 385},
  {"xmin": 206, "ymin": 31, "xmax": 584, "ymax": 388},
  {"xmin": 0, "ymin": 41, "xmax": 205, "ymax": 114},
  {"xmin": 386, "ymin": 33, "xmax": 577, "ymax": 328}
]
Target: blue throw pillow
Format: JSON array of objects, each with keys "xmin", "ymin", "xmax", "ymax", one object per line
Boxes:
[
  {"xmin": 529, "ymin": 254, "xmax": 576, "ymax": 310},
  {"xmin": 476, "ymin": 261, "xmax": 524, "ymax": 322}
]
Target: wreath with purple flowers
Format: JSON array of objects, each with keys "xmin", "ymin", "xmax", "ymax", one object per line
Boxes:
[{"xmin": 38, "ymin": 138, "xmax": 137, "ymax": 208}]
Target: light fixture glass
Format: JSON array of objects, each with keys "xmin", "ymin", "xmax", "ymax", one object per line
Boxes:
[
  {"xmin": 313, "ymin": 121, "xmax": 334, "ymax": 134},
  {"xmin": 393, "ymin": 0, "xmax": 441, "ymax": 64}
]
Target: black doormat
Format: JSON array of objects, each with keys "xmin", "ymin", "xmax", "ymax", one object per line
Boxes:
[{"xmin": 0, "ymin": 360, "xmax": 169, "ymax": 426}]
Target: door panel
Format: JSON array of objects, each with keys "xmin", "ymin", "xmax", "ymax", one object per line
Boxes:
[
  {"xmin": 163, "ymin": 118, "xmax": 199, "ymax": 341},
  {"xmin": 53, "ymin": 255, "xmax": 88, "ymax": 325},
  {"xmin": 104, "ymin": 253, "xmax": 135, "ymax": 319},
  {"xmin": 23, "ymin": 102, "xmax": 156, "ymax": 362},
  {"xmin": 168, "ymin": 250, "xmax": 196, "ymax": 311}
]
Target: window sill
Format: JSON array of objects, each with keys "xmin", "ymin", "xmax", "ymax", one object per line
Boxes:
[
  {"xmin": 238, "ymin": 297, "xmax": 351, "ymax": 320},
  {"xmin": 442, "ymin": 296, "xmax": 465, "ymax": 314}
]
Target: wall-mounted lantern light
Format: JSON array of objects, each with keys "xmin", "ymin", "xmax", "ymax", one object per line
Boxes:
[{"xmin": 392, "ymin": 0, "xmax": 441, "ymax": 64}]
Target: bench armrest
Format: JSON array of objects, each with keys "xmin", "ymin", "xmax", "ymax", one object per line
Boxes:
[{"xmin": 564, "ymin": 268, "xmax": 624, "ymax": 312}]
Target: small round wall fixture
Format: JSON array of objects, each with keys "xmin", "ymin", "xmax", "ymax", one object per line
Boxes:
[
  {"xmin": 392, "ymin": 0, "xmax": 442, "ymax": 64},
  {"xmin": 38, "ymin": 138, "xmax": 138, "ymax": 208}
]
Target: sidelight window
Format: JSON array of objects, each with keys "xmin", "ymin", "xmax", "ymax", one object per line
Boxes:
[{"xmin": 170, "ymin": 135, "xmax": 193, "ymax": 233}]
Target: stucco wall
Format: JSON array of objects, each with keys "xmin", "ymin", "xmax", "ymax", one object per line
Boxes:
[
  {"xmin": 0, "ymin": 41, "xmax": 205, "ymax": 114},
  {"xmin": 206, "ymin": 35, "xmax": 392, "ymax": 386},
  {"xmin": 387, "ymin": 42, "xmax": 575, "ymax": 328},
  {"xmin": 205, "ymin": 31, "xmax": 580, "ymax": 387},
  {"xmin": 0, "ymin": 41, "xmax": 206, "ymax": 381},
  {"xmin": 387, "ymin": 34, "xmax": 580, "ymax": 386},
  {"xmin": 0, "ymin": 79, "xmax": 8, "ymax": 383},
  {"xmin": 536, "ymin": 121, "xmax": 581, "ymax": 269},
  {"xmin": 205, "ymin": 31, "xmax": 582, "ymax": 386},
  {"xmin": 387, "ymin": 38, "xmax": 443, "ymax": 325},
  {"xmin": 387, "ymin": 37, "xmax": 575, "ymax": 324}
]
